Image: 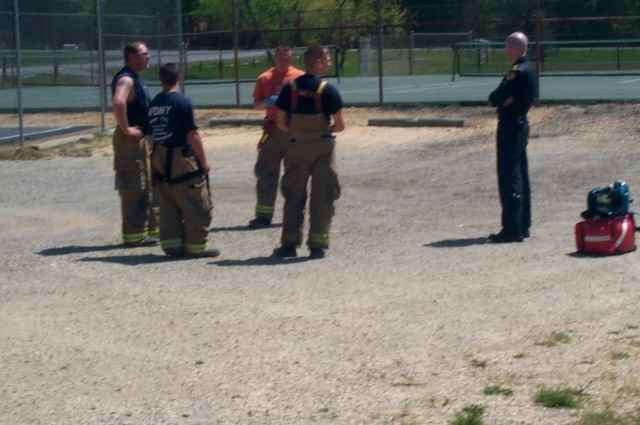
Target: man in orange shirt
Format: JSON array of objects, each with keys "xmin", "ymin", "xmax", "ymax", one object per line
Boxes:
[{"xmin": 248, "ymin": 45, "xmax": 304, "ymax": 228}]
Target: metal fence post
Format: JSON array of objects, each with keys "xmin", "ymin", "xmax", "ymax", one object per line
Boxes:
[
  {"xmin": 233, "ymin": 0, "xmax": 240, "ymax": 107},
  {"xmin": 176, "ymin": 0, "xmax": 185, "ymax": 94},
  {"xmin": 97, "ymin": 0, "xmax": 107, "ymax": 133},
  {"xmin": 13, "ymin": 0, "xmax": 24, "ymax": 148},
  {"xmin": 376, "ymin": 0, "xmax": 384, "ymax": 104}
]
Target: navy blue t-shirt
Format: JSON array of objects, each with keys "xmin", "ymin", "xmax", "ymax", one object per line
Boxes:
[
  {"xmin": 148, "ymin": 91, "xmax": 197, "ymax": 148},
  {"xmin": 276, "ymin": 74, "xmax": 343, "ymax": 120}
]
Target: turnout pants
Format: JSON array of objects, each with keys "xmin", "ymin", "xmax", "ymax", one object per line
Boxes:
[
  {"xmin": 112, "ymin": 127, "xmax": 159, "ymax": 244},
  {"xmin": 496, "ymin": 119, "xmax": 531, "ymax": 237},
  {"xmin": 280, "ymin": 114, "xmax": 340, "ymax": 250},
  {"xmin": 152, "ymin": 144, "xmax": 213, "ymax": 257},
  {"xmin": 254, "ymin": 126, "xmax": 289, "ymax": 219}
]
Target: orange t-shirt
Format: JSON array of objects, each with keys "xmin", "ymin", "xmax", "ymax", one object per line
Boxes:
[{"xmin": 253, "ymin": 65, "xmax": 304, "ymax": 123}]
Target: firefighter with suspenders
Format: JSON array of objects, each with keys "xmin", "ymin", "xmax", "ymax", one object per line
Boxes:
[
  {"xmin": 272, "ymin": 45, "xmax": 345, "ymax": 259},
  {"xmin": 149, "ymin": 63, "xmax": 219, "ymax": 258}
]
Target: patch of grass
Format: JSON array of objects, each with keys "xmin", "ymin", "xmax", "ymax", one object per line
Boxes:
[
  {"xmin": 534, "ymin": 387, "xmax": 582, "ymax": 408},
  {"xmin": 450, "ymin": 404, "xmax": 485, "ymax": 425},
  {"xmin": 610, "ymin": 351, "xmax": 630, "ymax": 361},
  {"xmin": 535, "ymin": 331, "xmax": 572, "ymax": 347},
  {"xmin": 0, "ymin": 147, "xmax": 47, "ymax": 160},
  {"xmin": 513, "ymin": 352, "xmax": 527, "ymax": 359},
  {"xmin": 471, "ymin": 358, "xmax": 488, "ymax": 368},
  {"xmin": 52, "ymin": 135, "xmax": 110, "ymax": 157},
  {"xmin": 316, "ymin": 406, "xmax": 337, "ymax": 420},
  {"xmin": 483, "ymin": 385, "xmax": 513, "ymax": 397}
]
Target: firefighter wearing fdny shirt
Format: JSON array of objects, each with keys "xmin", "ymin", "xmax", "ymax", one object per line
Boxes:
[{"xmin": 149, "ymin": 63, "xmax": 218, "ymax": 258}]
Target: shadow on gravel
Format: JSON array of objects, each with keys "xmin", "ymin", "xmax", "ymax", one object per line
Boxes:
[
  {"xmin": 425, "ymin": 237, "xmax": 488, "ymax": 248},
  {"xmin": 78, "ymin": 254, "xmax": 169, "ymax": 265},
  {"xmin": 209, "ymin": 224, "xmax": 282, "ymax": 232},
  {"xmin": 214, "ymin": 256, "xmax": 311, "ymax": 266},
  {"xmin": 566, "ymin": 251, "xmax": 621, "ymax": 259},
  {"xmin": 38, "ymin": 244, "xmax": 124, "ymax": 256}
]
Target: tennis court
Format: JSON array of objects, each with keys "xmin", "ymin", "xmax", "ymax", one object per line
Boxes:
[{"xmin": 0, "ymin": 73, "xmax": 638, "ymax": 114}]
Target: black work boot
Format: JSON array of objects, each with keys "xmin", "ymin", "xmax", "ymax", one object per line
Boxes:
[
  {"xmin": 271, "ymin": 245, "xmax": 297, "ymax": 258},
  {"xmin": 308, "ymin": 247, "xmax": 325, "ymax": 259},
  {"xmin": 248, "ymin": 216, "xmax": 272, "ymax": 229},
  {"xmin": 488, "ymin": 230, "xmax": 523, "ymax": 243}
]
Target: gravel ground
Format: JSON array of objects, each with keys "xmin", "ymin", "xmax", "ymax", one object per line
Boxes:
[{"xmin": 1, "ymin": 104, "xmax": 640, "ymax": 425}]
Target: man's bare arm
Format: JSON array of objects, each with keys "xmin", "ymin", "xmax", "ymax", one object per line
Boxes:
[{"xmin": 112, "ymin": 76, "xmax": 143, "ymax": 139}]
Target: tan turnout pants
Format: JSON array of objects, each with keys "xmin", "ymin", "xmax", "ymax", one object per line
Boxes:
[
  {"xmin": 151, "ymin": 144, "xmax": 213, "ymax": 257},
  {"xmin": 280, "ymin": 114, "xmax": 340, "ymax": 250},
  {"xmin": 254, "ymin": 127, "xmax": 289, "ymax": 219},
  {"xmin": 112, "ymin": 127, "xmax": 159, "ymax": 244}
]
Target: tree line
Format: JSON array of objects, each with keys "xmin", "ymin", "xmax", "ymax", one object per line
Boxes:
[{"xmin": 1, "ymin": 0, "xmax": 639, "ymax": 51}]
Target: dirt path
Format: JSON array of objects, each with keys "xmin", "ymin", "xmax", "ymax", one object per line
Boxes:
[{"xmin": 1, "ymin": 104, "xmax": 640, "ymax": 424}]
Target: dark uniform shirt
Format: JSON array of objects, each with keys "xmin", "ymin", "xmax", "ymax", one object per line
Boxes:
[
  {"xmin": 148, "ymin": 92, "xmax": 198, "ymax": 149},
  {"xmin": 111, "ymin": 66, "xmax": 150, "ymax": 133},
  {"xmin": 276, "ymin": 74, "xmax": 343, "ymax": 119},
  {"xmin": 488, "ymin": 56, "xmax": 537, "ymax": 122}
]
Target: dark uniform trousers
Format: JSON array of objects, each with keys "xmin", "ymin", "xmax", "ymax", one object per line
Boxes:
[
  {"xmin": 151, "ymin": 144, "xmax": 213, "ymax": 257},
  {"xmin": 496, "ymin": 118, "xmax": 531, "ymax": 237},
  {"xmin": 280, "ymin": 114, "xmax": 340, "ymax": 249},
  {"xmin": 254, "ymin": 126, "xmax": 289, "ymax": 219},
  {"xmin": 113, "ymin": 127, "xmax": 159, "ymax": 244}
]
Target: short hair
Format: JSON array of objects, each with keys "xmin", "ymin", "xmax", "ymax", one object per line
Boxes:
[
  {"xmin": 159, "ymin": 63, "xmax": 180, "ymax": 86},
  {"xmin": 275, "ymin": 44, "xmax": 293, "ymax": 54},
  {"xmin": 303, "ymin": 45, "xmax": 327, "ymax": 68},
  {"xmin": 123, "ymin": 41, "xmax": 146, "ymax": 60}
]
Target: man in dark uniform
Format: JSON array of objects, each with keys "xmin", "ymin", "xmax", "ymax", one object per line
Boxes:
[
  {"xmin": 488, "ymin": 32, "xmax": 537, "ymax": 243},
  {"xmin": 272, "ymin": 45, "xmax": 345, "ymax": 259},
  {"xmin": 149, "ymin": 63, "xmax": 219, "ymax": 258},
  {"xmin": 111, "ymin": 41, "xmax": 159, "ymax": 247}
]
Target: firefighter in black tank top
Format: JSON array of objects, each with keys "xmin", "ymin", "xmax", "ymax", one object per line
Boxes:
[
  {"xmin": 111, "ymin": 41, "xmax": 159, "ymax": 247},
  {"xmin": 272, "ymin": 45, "xmax": 345, "ymax": 259}
]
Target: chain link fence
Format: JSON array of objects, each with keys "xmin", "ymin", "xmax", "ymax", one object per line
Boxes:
[{"xmin": 1, "ymin": 1, "xmax": 639, "ymax": 144}]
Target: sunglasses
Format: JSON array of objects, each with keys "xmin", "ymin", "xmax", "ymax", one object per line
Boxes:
[{"xmin": 137, "ymin": 51, "xmax": 151, "ymax": 58}]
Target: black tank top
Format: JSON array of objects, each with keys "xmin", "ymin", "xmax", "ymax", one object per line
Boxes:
[{"xmin": 111, "ymin": 66, "xmax": 150, "ymax": 133}]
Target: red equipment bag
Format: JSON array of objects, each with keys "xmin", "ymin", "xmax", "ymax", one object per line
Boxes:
[{"xmin": 575, "ymin": 214, "xmax": 636, "ymax": 255}]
